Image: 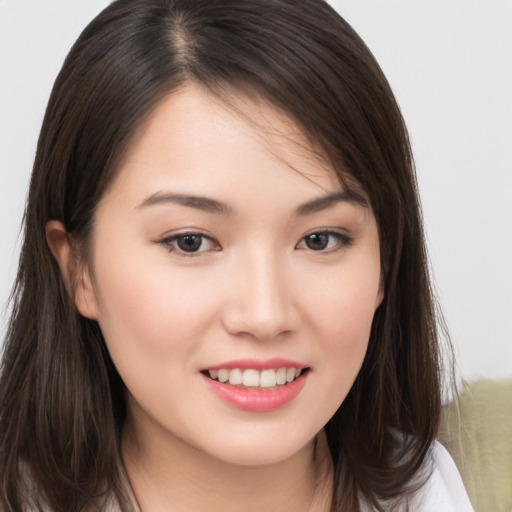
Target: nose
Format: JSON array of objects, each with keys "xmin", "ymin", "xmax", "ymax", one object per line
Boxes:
[{"xmin": 221, "ymin": 251, "xmax": 300, "ymax": 341}]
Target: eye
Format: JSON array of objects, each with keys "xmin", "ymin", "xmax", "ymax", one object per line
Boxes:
[
  {"xmin": 157, "ymin": 232, "xmax": 219, "ymax": 256},
  {"xmin": 297, "ymin": 231, "xmax": 353, "ymax": 252}
]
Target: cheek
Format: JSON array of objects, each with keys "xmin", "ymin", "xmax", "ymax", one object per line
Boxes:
[
  {"xmin": 314, "ymin": 290, "xmax": 374, "ymax": 383},
  {"xmin": 299, "ymin": 254, "xmax": 380, "ymax": 391},
  {"xmin": 312, "ymin": 286, "xmax": 376, "ymax": 336},
  {"xmin": 303, "ymin": 259, "xmax": 380, "ymax": 344},
  {"xmin": 90, "ymin": 249, "xmax": 220, "ymax": 373}
]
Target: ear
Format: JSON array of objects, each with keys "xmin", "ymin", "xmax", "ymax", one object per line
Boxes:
[{"xmin": 46, "ymin": 220, "xmax": 99, "ymax": 320}]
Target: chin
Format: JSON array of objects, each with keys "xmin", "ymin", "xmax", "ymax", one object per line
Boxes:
[{"xmin": 199, "ymin": 429, "xmax": 316, "ymax": 467}]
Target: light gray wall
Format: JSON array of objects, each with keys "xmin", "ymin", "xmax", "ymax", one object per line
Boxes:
[
  {"xmin": 1, "ymin": 0, "xmax": 511, "ymax": 380},
  {"xmin": 330, "ymin": 0, "xmax": 512, "ymax": 380}
]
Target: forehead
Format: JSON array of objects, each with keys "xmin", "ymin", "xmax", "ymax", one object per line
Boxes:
[{"xmin": 106, "ymin": 83, "xmax": 343, "ymax": 201}]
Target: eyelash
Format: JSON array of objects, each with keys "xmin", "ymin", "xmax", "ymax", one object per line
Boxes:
[
  {"xmin": 296, "ymin": 230, "xmax": 354, "ymax": 253},
  {"xmin": 156, "ymin": 230, "xmax": 354, "ymax": 257},
  {"xmin": 157, "ymin": 232, "xmax": 219, "ymax": 257}
]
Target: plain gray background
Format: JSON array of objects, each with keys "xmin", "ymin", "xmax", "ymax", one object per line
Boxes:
[{"xmin": 1, "ymin": 0, "xmax": 511, "ymax": 381}]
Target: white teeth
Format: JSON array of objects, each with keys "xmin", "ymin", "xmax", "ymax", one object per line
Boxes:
[
  {"xmin": 242, "ymin": 369, "xmax": 260, "ymax": 387},
  {"xmin": 276, "ymin": 367, "xmax": 287, "ymax": 385},
  {"xmin": 229, "ymin": 368, "xmax": 243, "ymax": 385},
  {"xmin": 208, "ymin": 366, "xmax": 305, "ymax": 388},
  {"xmin": 260, "ymin": 369, "xmax": 277, "ymax": 388},
  {"xmin": 286, "ymin": 367, "xmax": 296, "ymax": 383}
]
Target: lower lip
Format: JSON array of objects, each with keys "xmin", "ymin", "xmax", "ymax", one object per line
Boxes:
[{"xmin": 202, "ymin": 372, "xmax": 308, "ymax": 412}]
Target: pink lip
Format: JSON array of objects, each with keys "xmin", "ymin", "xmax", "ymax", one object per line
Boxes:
[
  {"xmin": 201, "ymin": 370, "xmax": 308, "ymax": 412},
  {"xmin": 203, "ymin": 358, "xmax": 306, "ymax": 371}
]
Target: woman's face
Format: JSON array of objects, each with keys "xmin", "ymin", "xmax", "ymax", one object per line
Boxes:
[{"xmin": 78, "ymin": 84, "xmax": 383, "ymax": 466}]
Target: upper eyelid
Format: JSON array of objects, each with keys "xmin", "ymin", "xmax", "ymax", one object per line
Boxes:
[
  {"xmin": 300, "ymin": 227, "xmax": 354, "ymax": 242},
  {"xmin": 156, "ymin": 229, "xmax": 215, "ymax": 242},
  {"xmin": 162, "ymin": 233, "xmax": 217, "ymax": 246},
  {"xmin": 157, "ymin": 228, "xmax": 350, "ymax": 238},
  {"xmin": 156, "ymin": 228, "xmax": 353, "ymax": 240},
  {"xmin": 302, "ymin": 227, "xmax": 351, "ymax": 236}
]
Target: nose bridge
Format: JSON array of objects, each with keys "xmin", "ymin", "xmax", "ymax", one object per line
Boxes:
[{"xmin": 223, "ymin": 244, "xmax": 297, "ymax": 339}]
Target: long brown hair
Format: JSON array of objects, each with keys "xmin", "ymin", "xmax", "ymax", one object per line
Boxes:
[{"xmin": 0, "ymin": 1, "xmax": 444, "ymax": 510}]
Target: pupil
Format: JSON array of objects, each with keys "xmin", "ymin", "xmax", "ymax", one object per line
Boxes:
[
  {"xmin": 177, "ymin": 235, "xmax": 202, "ymax": 252},
  {"xmin": 306, "ymin": 233, "xmax": 328, "ymax": 250}
]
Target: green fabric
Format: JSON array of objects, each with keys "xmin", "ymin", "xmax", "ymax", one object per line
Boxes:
[{"xmin": 439, "ymin": 380, "xmax": 512, "ymax": 512}]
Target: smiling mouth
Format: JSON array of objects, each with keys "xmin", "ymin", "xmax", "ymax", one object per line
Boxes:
[{"xmin": 202, "ymin": 367, "xmax": 309, "ymax": 390}]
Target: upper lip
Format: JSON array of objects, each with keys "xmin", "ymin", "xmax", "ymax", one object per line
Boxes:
[{"xmin": 202, "ymin": 358, "xmax": 307, "ymax": 371}]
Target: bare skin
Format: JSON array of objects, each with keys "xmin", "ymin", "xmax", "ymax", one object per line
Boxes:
[{"xmin": 122, "ymin": 409, "xmax": 319, "ymax": 512}]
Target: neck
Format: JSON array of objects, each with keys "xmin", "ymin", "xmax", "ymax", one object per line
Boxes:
[{"xmin": 121, "ymin": 416, "xmax": 321, "ymax": 512}]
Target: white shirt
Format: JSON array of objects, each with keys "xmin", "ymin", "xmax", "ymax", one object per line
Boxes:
[
  {"xmin": 406, "ymin": 442, "xmax": 474, "ymax": 512},
  {"xmin": 360, "ymin": 442, "xmax": 474, "ymax": 512}
]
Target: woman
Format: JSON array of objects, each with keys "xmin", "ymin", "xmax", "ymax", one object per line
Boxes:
[{"xmin": 0, "ymin": 0, "xmax": 473, "ymax": 511}]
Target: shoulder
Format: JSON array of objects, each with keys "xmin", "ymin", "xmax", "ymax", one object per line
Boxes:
[
  {"xmin": 407, "ymin": 441, "xmax": 474, "ymax": 512},
  {"xmin": 361, "ymin": 440, "xmax": 475, "ymax": 512}
]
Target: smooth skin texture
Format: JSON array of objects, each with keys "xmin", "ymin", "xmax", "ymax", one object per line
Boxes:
[{"xmin": 47, "ymin": 84, "xmax": 383, "ymax": 512}]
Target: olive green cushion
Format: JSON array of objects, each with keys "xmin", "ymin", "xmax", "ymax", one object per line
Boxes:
[{"xmin": 439, "ymin": 380, "xmax": 512, "ymax": 512}]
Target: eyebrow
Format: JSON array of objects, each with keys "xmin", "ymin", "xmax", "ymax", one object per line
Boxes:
[
  {"xmin": 138, "ymin": 192, "xmax": 234, "ymax": 215},
  {"xmin": 137, "ymin": 189, "xmax": 367, "ymax": 216},
  {"xmin": 295, "ymin": 190, "xmax": 368, "ymax": 215}
]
